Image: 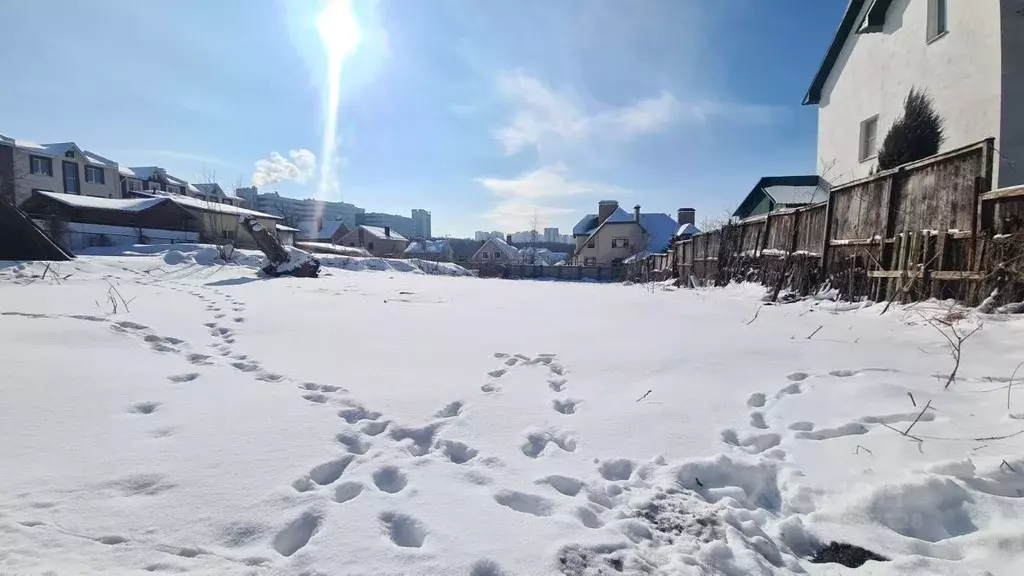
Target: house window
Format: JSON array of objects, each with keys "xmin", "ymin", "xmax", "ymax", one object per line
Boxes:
[
  {"xmin": 583, "ymin": 257, "xmax": 597, "ymax": 267},
  {"xmin": 859, "ymin": 115, "xmax": 879, "ymax": 162},
  {"xmin": 62, "ymin": 161, "xmax": 79, "ymax": 194},
  {"xmin": 927, "ymin": 0, "xmax": 947, "ymax": 41},
  {"xmin": 368, "ymin": 242, "xmax": 374, "ymax": 250},
  {"xmin": 64, "ymin": 150, "xmax": 75, "ymax": 159},
  {"xmin": 167, "ymin": 185, "xmax": 181, "ymax": 195},
  {"xmin": 482, "ymin": 252, "xmax": 489, "ymax": 259},
  {"xmin": 612, "ymin": 237, "xmax": 629, "ymax": 248},
  {"xmin": 494, "ymin": 251, "xmax": 501, "ymax": 259},
  {"xmin": 30, "ymin": 156, "xmax": 53, "ymax": 176},
  {"xmin": 85, "ymin": 166, "xmax": 105, "ymax": 184},
  {"xmin": 587, "ymin": 240, "xmax": 595, "ymax": 248},
  {"xmin": 126, "ymin": 179, "xmax": 143, "ymax": 192}
]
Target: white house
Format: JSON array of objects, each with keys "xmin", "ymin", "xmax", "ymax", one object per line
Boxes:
[
  {"xmin": 470, "ymin": 236, "xmax": 520, "ymax": 264},
  {"xmin": 0, "ymin": 136, "xmax": 122, "ymax": 206},
  {"xmin": 805, "ymin": 0, "xmax": 1024, "ymax": 188},
  {"xmin": 120, "ymin": 166, "xmax": 192, "ymax": 197},
  {"xmin": 192, "ymin": 183, "xmax": 245, "ymax": 206}
]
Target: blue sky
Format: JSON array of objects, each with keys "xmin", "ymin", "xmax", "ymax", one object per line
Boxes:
[{"xmin": 0, "ymin": 0, "xmax": 844, "ymax": 237}]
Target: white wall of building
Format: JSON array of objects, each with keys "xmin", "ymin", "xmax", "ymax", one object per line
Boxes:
[
  {"xmin": 816, "ymin": 0, "xmax": 1006, "ymax": 186},
  {"xmin": 13, "ymin": 148, "xmax": 121, "ymax": 205}
]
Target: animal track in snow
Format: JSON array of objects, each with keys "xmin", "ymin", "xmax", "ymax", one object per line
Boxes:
[
  {"xmin": 389, "ymin": 422, "xmax": 443, "ymax": 456},
  {"xmin": 548, "ymin": 378, "xmax": 567, "ymax": 392},
  {"xmin": 435, "ymin": 401, "xmax": 464, "ymax": 418},
  {"xmin": 302, "ymin": 393, "xmax": 328, "ymax": 404},
  {"xmin": 487, "ymin": 369, "xmax": 507, "ymax": 378},
  {"xmin": 598, "ymin": 458, "xmax": 635, "ymax": 481},
  {"xmin": 750, "ymin": 412, "xmax": 768, "ymax": 429},
  {"xmin": 552, "ymin": 398, "xmax": 581, "ymax": 415},
  {"xmin": 787, "ymin": 372, "xmax": 809, "ymax": 381},
  {"xmin": 333, "ymin": 482, "xmax": 364, "ymax": 503},
  {"xmin": 481, "ymin": 382, "xmax": 501, "ymax": 394},
  {"xmin": 308, "ymin": 456, "xmax": 355, "ymax": 485},
  {"xmin": 535, "ymin": 475, "xmax": 585, "ymax": 496},
  {"xmin": 436, "ymin": 439, "xmax": 478, "ymax": 464},
  {"xmin": 493, "ymin": 489, "xmax": 555, "ymax": 517},
  {"xmin": 378, "ymin": 511, "xmax": 426, "ymax": 548},
  {"xmin": 272, "ymin": 511, "xmax": 323, "ymax": 557},
  {"xmin": 231, "ymin": 361, "xmax": 260, "ymax": 373},
  {"xmin": 504, "ymin": 357, "xmax": 519, "ymax": 366},
  {"xmin": 256, "ymin": 371, "xmax": 284, "ymax": 383},
  {"xmin": 232, "ymin": 317, "xmax": 245, "ymax": 323},
  {"xmin": 186, "ymin": 353, "xmax": 212, "ymax": 365},
  {"xmin": 168, "ymin": 373, "xmax": 200, "ymax": 383},
  {"xmin": 548, "ymin": 363, "xmax": 565, "ymax": 376},
  {"xmin": 338, "ymin": 405, "xmax": 382, "ymax": 424},
  {"xmin": 129, "ymin": 402, "xmax": 160, "ymax": 415},
  {"xmin": 776, "ymin": 383, "xmax": 802, "ymax": 398},
  {"xmin": 721, "ymin": 428, "xmax": 782, "ymax": 454},
  {"xmin": 470, "ymin": 559, "xmax": 512, "ymax": 576},
  {"xmin": 336, "ymin": 432, "xmax": 370, "ymax": 454},
  {"xmin": 373, "ymin": 466, "xmax": 408, "ymax": 493},
  {"xmin": 521, "ymin": 429, "xmax": 577, "ymax": 458},
  {"xmin": 860, "ymin": 412, "xmax": 937, "ymax": 425},
  {"xmin": 795, "ymin": 422, "xmax": 868, "ymax": 440},
  {"xmin": 574, "ymin": 506, "xmax": 604, "ymax": 529},
  {"xmin": 788, "ymin": 421, "xmax": 815, "ymax": 431},
  {"xmin": 829, "ymin": 369, "xmax": 859, "ymax": 378},
  {"xmin": 360, "ymin": 420, "xmax": 390, "ymax": 436}
]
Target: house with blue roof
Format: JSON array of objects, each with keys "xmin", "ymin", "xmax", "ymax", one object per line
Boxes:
[{"xmin": 567, "ymin": 200, "xmax": 698, "ymax": 267}]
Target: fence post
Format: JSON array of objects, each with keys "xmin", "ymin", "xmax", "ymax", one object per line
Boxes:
[{"xmin": 819, "ymin": 187, "xmax": 837, "ymax": 281}]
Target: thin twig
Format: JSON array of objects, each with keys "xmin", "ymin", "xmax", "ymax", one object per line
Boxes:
[
  {"xmin": 1001, "ymin": 459, "xmax": 1017, "ymax": 473},
  {"xmin": 1009, "ymin": 362, "xmax": 1024, "ymax": 410},
  {"xmin": 746, "ymin": 305, "xmax": 764, "ymax": 325},
  {"xmin": 903, "ymin": 400, "xmax": 932, "ymax": 436},
  {"xmin": 635, "ymin": 390, "xmax": 653, "ymax": 402},
  {"xmin": 806, "ymin": 325, "xmax": 823, "ymax": 340},
  {"xmin": 881, "ymin": 422, "xmax": 923, "ymax": 442},
  {"xmin": 854, "ymin": 444, "xmax": 873, "ymax": 455},
  {"xmin": 907, "ymin": 392, "xmax": 916, "ymax": 407}
]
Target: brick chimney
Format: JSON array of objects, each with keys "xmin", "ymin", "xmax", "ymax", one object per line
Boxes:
[
  {"xmin": 357, "ymin": 226, "xmax": 365, "ymax": 246},
  {"xmin": 677, "ymin": 208, "xmax": 695, "ymax": 226},
  {"xmin": 506, "ymin": 234, "xmax": 513, "ymax": 245},
  {"xmin": 384, "ymin": 226, "xmax": 391, "ymax": 238},
  {"xmin": 634, "ymin": 204, "xmax": 641, "ymax": 222},
  {"xmin": 598, "ymin": 200, "xmax": 618, "ymax": 223}
]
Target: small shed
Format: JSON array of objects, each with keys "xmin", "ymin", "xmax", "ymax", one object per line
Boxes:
[
  {"xmin": 732, "ymin": 176, "xmax": 831, "ymax": 219},
  {"xmin": 404, "ymin": 239, "xmax": 453, "ymax": 262},
  {"xmin": 20, "ymin": 191, "xmax": 199, "ymax": 250},
  {"xmin": 336, "ymin": 225, "xmax": 409, "ymax": 257}
]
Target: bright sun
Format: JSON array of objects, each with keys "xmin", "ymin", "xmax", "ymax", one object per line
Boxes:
[
  {"xmin": 316, "ymin": 0, "xmax": 362, "ymax": 63},
  {"xmin": 314, "ymin": 0, "xmax": 362, "ymax": 207}
]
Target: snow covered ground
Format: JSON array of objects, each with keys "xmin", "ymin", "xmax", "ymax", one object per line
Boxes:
[{"xmin": 2, "ymin": 247, "xmax": 1023, "ymax": 575}]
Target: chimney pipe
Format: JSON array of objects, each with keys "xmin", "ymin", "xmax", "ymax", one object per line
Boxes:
[
  {"xmin": 677, "ymin": 208, "xmax": 696, "ymax": 226},
  {"xmin": 358, "ymin": 226, "xmax": 365, "ymax": 246},
  {"xmin": 506, "ymin": 234, "xmax": 513, "ymax": 245},
  {"xmin": 384, "ymin": 226, "xmax": 391, "ymax": 238},
  {"xmin": 598, "ymin": 200, "xmax": 618, "ymax": 223},
  {"xmin": 634, "ymin": 205, "xmax": 641, "ymax": 222}
]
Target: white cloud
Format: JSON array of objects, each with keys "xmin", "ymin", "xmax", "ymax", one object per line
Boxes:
[
  {"xmin": 494, "ymin": 71, "xmax": 679, "ymax": 155},
  {"xmin": 477, "ymin": 164, "xmax": 623, "ymax": 231},
  {"xmin": 476, "ymin": 163, "xmax": 621, "ymax": 199},
  {"xmin": 251, "ymin": 149, "xmax": 317, "ymax": 188},
  {"xmin": 493, "ymin": 71, "xmax": 779, "ymax": 156}
]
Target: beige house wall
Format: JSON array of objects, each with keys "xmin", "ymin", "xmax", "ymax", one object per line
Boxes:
[
  {"xmin": 188, "ymin": 209, "xmax": 279, "ymax": 249},
  {"xmin": 12, "ymin": 147, "xmax": 121, "ymax": 206},
  {"xmin": 337, "ymin": 228, "xmax": 408, "ymax": 257},
  {"xmin": 574, "ymin": 222, "xmax": 644, "ymax": 266}
]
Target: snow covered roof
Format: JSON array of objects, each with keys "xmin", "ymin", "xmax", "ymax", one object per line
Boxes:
[
  {"xmin": 6, "ymin": 138, "xmax": 115, "ymax": 167},
  {"xmin": 193, "ymin": 183, "xmax": 223, "ymax": 195},
  {"xmin": 33, "ymin": 190, "xmax": 172, "ymax": 213},
  {"xmin": 636, "ymin": 213, "xmax": 678, "ymax": 253},
  {"xmin": 474, "ymin": 236, "xmax": 519, "ymax": 260},
  {"xmin": 676, "ymin": 223, "xmax": 700, "ymax": 237},
  {"xmin": 297, "ymin": 220, "xmax": 347, "ymax": 240},
  {"xmin": 118, "ymin": 166, "xmax": 136, "ymax": 177},
  {"xmin": 0, "ymin": 134, "xmax": 13, "ymax": 145},
  {"xmin": 763, "ymin": 184, "xmax": 828, "ymax": 206},
  {"xmin": 405, "ymin": 240, "xmax": 450, "ymax": 254},
  {"xmin": 125, "ymin": 166, "xmax": 159, "ymax": 181},
  {"xmin": 571, "ymin": 206, "xmax": 634, "ymax": 236},
  {"xmin": 359, "ymin": 225, "xmax": 407, "ymax": 242},
  {"xmin": 276, "ymin": 224, "xmax": 300, "ymax": 232},
  {"xmin": 733, "ymin": 176, "xmax": 830, "ymax": 218},
  {"xmin": 138, "ymin": 191, "xmax": 282, "ymax": 220}
]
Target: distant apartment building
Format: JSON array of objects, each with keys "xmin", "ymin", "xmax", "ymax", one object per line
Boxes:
[
  {"xmin": 474, "ymin": 230, "xmax": 505, "ymax": 241},
  {"xmin": 543, "ymin": 227, "xmax": 559, "ymax": 243},
  {"xmin": 411, "ymin": 208, "xmax": 431, "ymax": 238},
  {"xmin": 358, "ymin": 211, "xmax": 414, "ymax": 239},
  {"xmin": 234, "ymin": 188, "xmax": 364, "ymax": 228}
]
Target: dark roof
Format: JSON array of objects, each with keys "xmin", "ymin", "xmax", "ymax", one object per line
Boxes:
[
  {"xmin": 804, "ymin": 0, "xmax": 873, "ymax": 105},
  {"xmin": 733, "ymin": 176, "xmax": 830, "ymax": 218},
  {"xmin": 0, "ymin": 194, "xmax": 73, "ymax": 261},
  {"xmin": 571, "ymin": 206, "xmax": 635, "ymax": 236}
]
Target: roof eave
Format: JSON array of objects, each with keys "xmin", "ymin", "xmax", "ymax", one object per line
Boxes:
[{"xmin": 803, "ymin": 0, "xmax": 868, "ymax": 107}]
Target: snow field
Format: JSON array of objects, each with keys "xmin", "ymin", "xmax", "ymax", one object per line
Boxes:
[{"xmin": 1, "ymin": 246, "xmax": 1023, "ymax": 575}]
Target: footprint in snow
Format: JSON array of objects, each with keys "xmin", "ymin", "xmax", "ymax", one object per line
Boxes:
[
  {"xmin": 493, "ymin": 490, "xmax": 554, "ymax": 517},
  {"xmin": 436, "ymin": 439, "xmax": 479, "ymax": 464},
  {"xmin": 535, "ymin": 475, "xmax": 585, "ymax": 496},
  {"xmin": 372, "ymin": 466, "xmax": 408, "ymax": 493},
  {"xmin": 750, "ymin": 412, "xmax": 768, "ymax": 429},
  {"xmin": 552, "ymin": 398, "xmax": 581, "ymax": 415},
  {"xmin": 129, "ymin": 401, "xmax": 161, "ymax": 415},
  {"xmin": 548, "ymin": 378, "xmax": 567, "ymax": 392},
  {"xmin": 333, "ymin": 482, "xmax": 364, "ymax": 504},
  {"xmin": 168, "ymin": 373, "xmax": 200, "ymax": 383},
  {"xmin": 597, "ymin": 458, "xmax": 634, "ymax": 481},
  {"xmin": 747, "ymin": 392, "xmax": 766, "ymax": 408},
  {"xmin": 487, "ymin": 368, "xmax": 507, "ymax": 378},
  {"xmin": 378, "ymin": 511, "xmax": 427, "ymax": 548},
  {"xmin": 336, "ymin": 432, "xmax": 370, "ymax": 455},
  {"xmin": 435, "ymin": 400, "xmax": 464, "ymax": 418},
  {"xmin": 272, "ymin": 511, "xmax": 323, "ymax": 557},
  {"xmin": 787, "ymin": 372, "xmax": 810, "ymax": 381}
]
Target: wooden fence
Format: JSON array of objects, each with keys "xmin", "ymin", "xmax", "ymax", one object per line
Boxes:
[
  {"xmin": 462, "ymin": 262, "xmax": 621, "ymax": 281},
  {"xmin": 675, "ymin": 139, "xmax": 1024, "ymax": 305}
]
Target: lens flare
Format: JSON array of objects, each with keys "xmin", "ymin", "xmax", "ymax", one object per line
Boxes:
[{"xmin": 315, "ymin": 0, "xmax": 362, "ymax": 214}]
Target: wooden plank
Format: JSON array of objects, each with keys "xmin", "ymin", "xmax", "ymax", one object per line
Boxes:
[
  {"xmin": 970, "ymin": 176, "xmax": 982, "ymax": 272},
  {"xmin": 886, "ymin": 233, "xmax": 903, "ymax": 300},
  {"xmin": 819, "ymin": 187, "xmax": 837, "ymax": 278},
  {"xmin": 828, "ymin": 238, "xmax": 880, "ymax": 246},
  {"xmin": 930, "ymin": 231, "xmax": 948, "ymax": 298},
  {"xmin": 979, "ymin": 185, "xmax": 1024, "ymax": 202},
  {"xmin": 902, "ymin": 231, "xmax": 918, "ymax": 303},
  {"xmin": 921, "ymin": 231, "xmax": 934, "ymax": 300},
  {"xmin": 869, "ymin": 270, "xmax": 924, "ymax": 279},
  {"xmin": 931, "ymin": 271, "xmax": 985, "ymax": 280}
]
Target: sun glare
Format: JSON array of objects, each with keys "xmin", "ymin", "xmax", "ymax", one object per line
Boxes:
[{"xmin": 315, "ymin": 0, "xmax": 362, "ymax": 213}]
